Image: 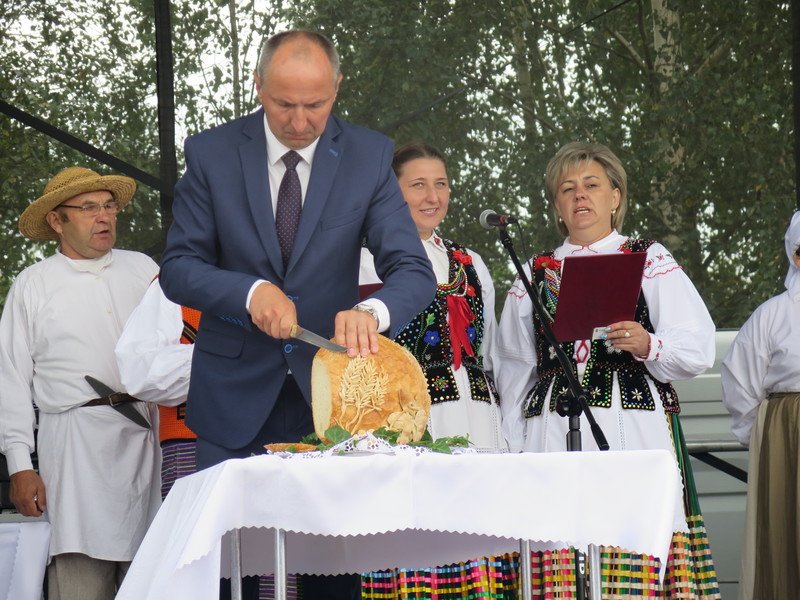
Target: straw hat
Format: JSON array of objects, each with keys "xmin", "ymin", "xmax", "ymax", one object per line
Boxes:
[{"xmin": 18, "ymin": 167, "xmax": 136, "ymax": 241}]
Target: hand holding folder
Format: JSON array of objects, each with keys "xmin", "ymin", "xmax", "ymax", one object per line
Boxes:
[{"xmin": 551, "ymin": 252, "xmax": 647, "ymax": 342}]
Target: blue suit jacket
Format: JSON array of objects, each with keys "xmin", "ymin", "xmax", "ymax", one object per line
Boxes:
[{"xmin": 160, "ymin": 109, "xmax": 435, "ymax": 448}]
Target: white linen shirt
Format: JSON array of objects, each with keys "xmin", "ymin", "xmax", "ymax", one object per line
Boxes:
[
  {"xmin": 721, "ymin": 211, "xmax": 800, "ymax": 446},
  {"xmin": 360, "ymin": 233, "xmax": 507, "ymax": 452},
  {"xmin": 115, "ymin": 279, "xmax": 192, "ymax": 406},
  {"xmin": 0, "ymin": 249, "xmax": 161, "ymax": 561},
  {"xmin": 493, "ymin": 231, "xmax": 715, "ymax": 455},
  {"xmin": 721, "ymin": 292, "xmax": 800, "ymax": 446}
]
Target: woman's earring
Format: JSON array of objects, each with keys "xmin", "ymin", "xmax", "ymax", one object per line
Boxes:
[
  {"xmin": 611, "ymin": 208, "xmax": 617, "ymax": 217},
  {"xmin": 558, "ymin": 216, "xmax": 564, "ymax": 223}
]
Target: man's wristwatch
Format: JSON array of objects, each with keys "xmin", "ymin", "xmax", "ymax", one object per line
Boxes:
[{"xmin": 353, "ymin": 303, "xmax": 379, "ymax": 327}]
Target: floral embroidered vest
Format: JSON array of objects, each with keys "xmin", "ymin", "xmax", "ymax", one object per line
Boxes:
[
  {"xmin": 395, "ymin": 239, "xmax": 493, "ymax": 405},
  {"xmin": 524, "ymin": 238, "xmax": 679, "ymax": 418}
]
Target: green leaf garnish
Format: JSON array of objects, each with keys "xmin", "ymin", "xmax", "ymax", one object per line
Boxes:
[
  {"xmin": 372, "ymin": 427, "xmax": 400, "ymax": 444},
  {"xmin": 324, "ymin": 425, "xmax": 353, "ymax": 444},
  {"xmin": 301, "ymin": 432, "xmax": 322, "ymax": 445},
  {"xmin": 295, "ymin": 426, "xmax": 469, "ymax": 455}
]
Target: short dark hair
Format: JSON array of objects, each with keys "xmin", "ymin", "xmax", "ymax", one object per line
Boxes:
[
  {"xmin": 392, "ymin": 142, "xmax": 447, "ymax": 178},
  {"xmin": 257, "ymin": 30, "xmax": 340, "ymax": 83}
]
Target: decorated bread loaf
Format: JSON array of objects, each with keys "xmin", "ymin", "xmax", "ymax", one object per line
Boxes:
[{"xmin": 311, "ymin": 335, "xmax": 431, "ymax": 444}]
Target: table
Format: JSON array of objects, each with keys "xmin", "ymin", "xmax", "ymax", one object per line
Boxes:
[
  {"xmin": 118, "ymin": 449, "xmax": 686, "ymax": 600},
  {"xmin": 0, "ymin": 517, "xmax": 50, "ymax": 600}
]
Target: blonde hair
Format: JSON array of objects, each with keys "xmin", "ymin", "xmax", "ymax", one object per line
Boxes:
[{"xmin": 545, "ymin": 141, "xmax": 627, "ymax": 236}]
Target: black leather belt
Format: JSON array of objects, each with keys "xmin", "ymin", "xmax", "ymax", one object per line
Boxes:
[
  {"xmin": 81, "ymin": 375, "xmax": 150, "ymax": 429},
  {"xmin": 82, "ymin": 393, "xmax": 140, "ymax": 407}
]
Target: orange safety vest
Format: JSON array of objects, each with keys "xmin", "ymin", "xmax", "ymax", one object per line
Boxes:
[{"xmin": 158, "ymin": 305, "xmax": 201, "ymax": 443}]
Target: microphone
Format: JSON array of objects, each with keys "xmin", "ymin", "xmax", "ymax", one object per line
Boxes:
[{"xmin": 479, "ymin": 209, "xmax": 518, "ymax": 229}]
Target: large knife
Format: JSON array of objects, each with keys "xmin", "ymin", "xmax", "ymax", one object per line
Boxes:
[
  {"xmin": 290, "ymin": 324, "xmax": 347, "ymax": 353},
  {"xmin": 84, "ymin": 375, "xmax": 151, "ymax": 429}
]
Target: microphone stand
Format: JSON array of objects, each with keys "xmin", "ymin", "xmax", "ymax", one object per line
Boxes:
[
  {"xmin": 493, "ymin": 224, "xmax": 609, "ymax": 600},
  {"xmin": 495, "ymin": 225, "xmax": 609, "ymax": 451}
]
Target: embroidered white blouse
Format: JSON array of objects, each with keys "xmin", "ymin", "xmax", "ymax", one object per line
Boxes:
[
  {"xmin": 360, "ymin": 233, "xmax": 507, "ymax": 452},
  {"xmin": 493, "ymin": 231, "xmax": 715, "ymax": 455}
]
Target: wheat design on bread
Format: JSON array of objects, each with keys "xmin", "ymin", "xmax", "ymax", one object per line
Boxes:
[{"xmin": 312, "ymin": 335, "xmax": 431, "ymax": 444}]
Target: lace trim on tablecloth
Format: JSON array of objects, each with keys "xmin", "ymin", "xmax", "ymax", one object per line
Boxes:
[{"xmin": 264, "ymin": 432, "xmax": 479, "ymax": 459}]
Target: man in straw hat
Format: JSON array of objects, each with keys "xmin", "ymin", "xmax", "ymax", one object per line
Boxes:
[{"xmin": 0, "ymin": 166, "xmax": 161, "ymax": 599}]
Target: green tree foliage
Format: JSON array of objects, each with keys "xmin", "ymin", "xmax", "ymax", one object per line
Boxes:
[
  {"xmin": 0, "ymin": 0, "xmax": 162, "ymax": 308},
  {"xmin": 1, "ymin": 0, "xmax": 795, "ymax": 328},
  {"xmin": 170, "ymin": 0, "xmax": 279, "ymax": 130},
  {"xmin": 278, "ymin": 0, "xmax": 795, "ymax": 327}
]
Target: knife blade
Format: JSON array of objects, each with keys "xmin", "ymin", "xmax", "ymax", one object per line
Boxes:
[
  {"xmin": 290, "ymin": 324, "xmax": 347, "ymax": 353},
  {"xmin": 84, "ymin": 375, "xmax": 151, "ymax": 429}
]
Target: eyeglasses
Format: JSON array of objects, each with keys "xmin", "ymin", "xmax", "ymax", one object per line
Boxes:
[{"xmin": 57, "ymin": 200, "xmax": 120, "ymax": 216}]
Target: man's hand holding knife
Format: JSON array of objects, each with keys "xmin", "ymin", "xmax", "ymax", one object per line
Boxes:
[{"xmin": 250, "ymin": 281, "xmax": 379, "ymax": 357}]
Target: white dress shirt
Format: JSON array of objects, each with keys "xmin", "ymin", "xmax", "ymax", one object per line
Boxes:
[{"xmin": 247, "ymin": 116, "xmax": 388, "ymax": 330}]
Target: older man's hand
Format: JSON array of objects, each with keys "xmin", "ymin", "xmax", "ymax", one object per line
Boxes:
[{"xmin": 10, "ymin": 469, "xmax": 46, "ymax": 517}]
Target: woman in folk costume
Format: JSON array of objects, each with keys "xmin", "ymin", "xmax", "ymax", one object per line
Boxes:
[
  {"xmin": 360, "ymin": 142, "xmax": 515, "ymax": 599},
  {"xmin": 494, "ymin": 141, "xmax": 721, "ymax": 598},
  {"xmin": 721, "ymin": 210, "xmax": 800, "ymax": 600}
]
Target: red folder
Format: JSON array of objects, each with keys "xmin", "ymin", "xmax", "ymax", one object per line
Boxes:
[{"xmin": 551, "ymin": 252, "xmax": 647, "ymax": 342}]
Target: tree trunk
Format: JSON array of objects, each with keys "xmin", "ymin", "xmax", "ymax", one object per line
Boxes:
[
  {"xmin": 648, "ymin": 0, "xmax": 694, "ymax": 263},
  {"xmin": 228, "ymin": 0, "xmax": 241, "ymax": 119}
]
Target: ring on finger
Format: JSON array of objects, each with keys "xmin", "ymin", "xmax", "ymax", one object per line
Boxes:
[{"xmin": 624, "ymin": 330, "xmax": 631, "ymax": 338}]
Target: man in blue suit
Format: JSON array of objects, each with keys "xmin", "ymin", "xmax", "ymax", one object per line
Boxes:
[{"xmin": 160, "ymin": 29, "xmax": 435, "ymax": 600}]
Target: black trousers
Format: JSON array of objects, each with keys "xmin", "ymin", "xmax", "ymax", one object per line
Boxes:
[
  {"xmin": 196, "ymin": 375, "xmax": 315, "ymax": 468},
  {"xmin": 299, "ymin": 573, "xmax": 361, "ymax": 599},
  {"xmin": 197, "ymin": 376, "xmax": 361, "ymax": 600},
  {"xmin": 217, "ymin": 573, "xmax": 362, "ymax": 600}
]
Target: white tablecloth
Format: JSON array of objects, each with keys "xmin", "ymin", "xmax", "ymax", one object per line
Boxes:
[
  {"xmin": 0, "ymin": 520, "xmax": 50, "ymax": 600},
  {"xmin": 118, "ymin": 450, "xmax": 685, "ymax": 600}
]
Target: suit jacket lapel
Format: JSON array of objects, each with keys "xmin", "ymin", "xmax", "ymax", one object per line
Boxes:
[
  {"xmin": 287, "ymin": 117, "xmax": 342, "ymax": 272},
  {"xmin": 239, "ymin": 108, "xmax": 285, "ymax": 277}
]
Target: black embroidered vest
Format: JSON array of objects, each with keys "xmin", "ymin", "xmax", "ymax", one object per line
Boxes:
[
  {"xmin": 395, "ymin": 239, "xmax": 493, "ymax": 405},
  {"xmin": 523, "ymin": 238, "xmax": 679, "ymax": 418}
]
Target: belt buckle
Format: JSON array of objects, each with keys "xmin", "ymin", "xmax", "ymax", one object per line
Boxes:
[{"xmin": 108, "ymin": 392, "xmax": 125, "ymax": 406}]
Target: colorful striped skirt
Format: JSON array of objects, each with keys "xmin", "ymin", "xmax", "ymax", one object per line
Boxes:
[
  {"xmin": 363, "ymin": 415, "xmax": 720, "ymax": 599},
  {"xmin": 362, "ymin": 554, "xmax": 519, "ymax": 599}
]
